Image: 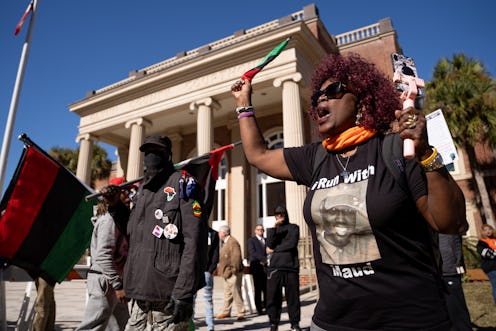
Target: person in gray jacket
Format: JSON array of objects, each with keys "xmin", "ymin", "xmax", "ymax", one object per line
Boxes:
[
  {"xmin": 102, "ymin": 135, "xmax": 208, "ymax": 331},
  {"xmin": 76, "ymin": 201, "xmax": 130, "ymax": 331}
]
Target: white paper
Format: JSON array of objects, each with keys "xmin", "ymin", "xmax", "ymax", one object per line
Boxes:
[{"xmin": 425, "ymin": 109, "xmax": 458, "ymax": 164}]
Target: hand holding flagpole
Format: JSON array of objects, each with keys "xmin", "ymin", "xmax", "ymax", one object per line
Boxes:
[
  {"xmin": 393, "ymin": 72, "xmax": 425, "ymax": 158},
  {"xmin": 392, "ymin": 54, "xmax": 425, "ymax": 159}
]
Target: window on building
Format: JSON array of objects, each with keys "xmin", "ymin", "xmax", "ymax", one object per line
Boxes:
[
  {"xmin": 188, "ymin": 147, "xmax": 227, "ymax": 230},
  {"xmin": 257, "ymin": 131, "xmax": 285, "ymax": 227},
  {"xmin": 213, "ymin": 157, "xmax": 227, "ymax": 224}
]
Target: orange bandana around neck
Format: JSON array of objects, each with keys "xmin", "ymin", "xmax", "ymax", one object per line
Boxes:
[
  {"xmin": 322, "ymin": 126, "xmax": 377, "ymax": 152},
  {"xmin": 481, "ymin": 237, "xmax": 496, "ymax": 250}
]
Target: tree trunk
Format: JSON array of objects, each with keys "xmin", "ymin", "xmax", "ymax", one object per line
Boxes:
[
  {"xmin": 473, "ymin": 168, "xmax": 495, "ymax": 227},
  {"xmin": 466, "ymin": 145, "xmax": 495, "ymax": 228}
]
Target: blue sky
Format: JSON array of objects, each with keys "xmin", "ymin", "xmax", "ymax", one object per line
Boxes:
[{"xmin": 0, "ymin": 0, "xmax": 494, "ymax": 191}]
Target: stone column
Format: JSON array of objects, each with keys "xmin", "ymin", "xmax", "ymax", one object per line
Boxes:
[
  {"xmin": 75, "ymin": 133, "xmax": 94, "ymax": 185},
  {"xmin": 167, "ymin": 132, "xmax": 183, "ymax": 164},
  {"xmin": 273, "ymin": 73, "xmax": 307, "ymax": 238},
  {"xmin": 190, "ymin": 97, "xmax": 219, "ymax": 155},
  {"xmin": 228, "ymin": 119, "xmax": 249, "ymax": 256},
  {"xmin": 115, "ymin": 147, "xmax": 128, "ymax": 178},
  {"xmin": 125, "ymin": 118, "xmax": 151, "ymax": 180}
]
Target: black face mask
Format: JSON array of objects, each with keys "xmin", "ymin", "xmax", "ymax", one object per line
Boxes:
[{"xmin": 144, "ymin": 152, "xmax": 167, "ymax": 173}]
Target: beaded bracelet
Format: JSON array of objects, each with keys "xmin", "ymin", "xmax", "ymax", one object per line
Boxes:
[
  {"xmin": 236, "ymin": 106, "xmax": 254, "ymax": 114},
  {"xmin": 238, "ymin": 111, "xmax": 254, "ymax": 119}
]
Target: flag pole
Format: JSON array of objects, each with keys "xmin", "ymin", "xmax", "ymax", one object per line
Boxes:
[
  {"xmin": 0, "ymin": 0, "xmax": 39, "ymax": 194},
  {"xmin": 0, "ymin": 1, "xmax": 39, "ymax": 330},
  {"xmin": 84, "ymin": 141, "xmax": 242, "ymax": 202}
]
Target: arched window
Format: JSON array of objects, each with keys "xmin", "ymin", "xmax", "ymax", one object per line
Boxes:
[{"xmin": 257, "ymin": 131, "xmax": 285, "ymax": 227}]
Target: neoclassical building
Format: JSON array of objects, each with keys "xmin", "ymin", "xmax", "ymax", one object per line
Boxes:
[{"xmin": 70, "ymin": 4, "xmax": 480, "ymax": 271}]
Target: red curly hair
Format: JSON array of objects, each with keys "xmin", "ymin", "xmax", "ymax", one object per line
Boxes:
[{"xmin": 309, "ymin": 53, "xmax": 401, "ymax": 133}]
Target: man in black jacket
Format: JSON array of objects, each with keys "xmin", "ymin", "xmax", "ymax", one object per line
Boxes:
[
  {"xmin": 102, "ymin": 135, "xmax": 208, "ymax": 331},
  {"xmin": 266, "ymin": 206, "xmax": 301, "ymax": 331}
]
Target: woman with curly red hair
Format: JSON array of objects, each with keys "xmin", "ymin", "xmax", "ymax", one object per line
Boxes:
[{"xmin": 231, "ymin": 52, "xmax": 467, "ymax": 330}]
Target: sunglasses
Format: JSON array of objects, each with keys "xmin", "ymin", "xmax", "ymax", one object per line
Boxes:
[{"xmin": 311, "ymin": 81, "xmax": 348, "ymax": 107}]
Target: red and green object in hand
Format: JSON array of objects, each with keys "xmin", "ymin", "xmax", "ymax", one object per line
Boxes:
[{"xmin": 241, "ymin": 37, "xmax": 291, "ymax": 81}]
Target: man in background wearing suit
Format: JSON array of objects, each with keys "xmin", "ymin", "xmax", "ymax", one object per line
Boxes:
[{"xmin": 248, "ymin": 224, "xmax": 267, "ymax": 315}]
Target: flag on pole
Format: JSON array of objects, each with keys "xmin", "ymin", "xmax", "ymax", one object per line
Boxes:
[
  {"xmin": 84, "ymin": 142, "xmax": 241, "ymax": 220},
  {"xmin": 14, "ymin": 1, "xmax": 34, "ymax": 36},
  {"xmin": 175, "ymin": 142, "xmax": 239, "ymax": 219},
  {"xmin": 241, "ymin": 37, "xmax": 291, "ymax": 81},
  {"xmin": 0, "ymin": 137, "xmax": 96, "ymax": 284}
]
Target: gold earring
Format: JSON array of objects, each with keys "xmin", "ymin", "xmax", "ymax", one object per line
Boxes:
[{"xmin": 355, "ymin": 110, "xmax": 363, "ymax": 126}]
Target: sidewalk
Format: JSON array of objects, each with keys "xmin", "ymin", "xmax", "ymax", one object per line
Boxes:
[{"xmin": 5, "ymin": 275, "xmax": 318, "ymax": 331}]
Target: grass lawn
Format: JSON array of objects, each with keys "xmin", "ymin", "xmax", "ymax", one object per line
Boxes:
[{"xmin": 463, "ymin": 281, "xmax": 496, "ymax": 330}]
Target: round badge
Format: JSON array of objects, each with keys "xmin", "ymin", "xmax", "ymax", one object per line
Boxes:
[
  {"xmin": 163, "ymin": 223, "xmax": 179, "ymax": 240},
  {"xmin": 154, "ymin": 209, "xmax": 164, "ymax": 220}
]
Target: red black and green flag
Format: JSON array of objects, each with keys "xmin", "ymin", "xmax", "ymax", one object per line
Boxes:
[
  {"xmin": 174, "ymin": 142, "xmax": 239, "ymax": 219},
  {"xmin": 89, "ymin": 143, "xmax": 241, "ymax": 220},
  {"xmin": 241, "ymin": 37, "xmax": 291, "ymax": 81},
  {"xmin": 0, "ymin": 136, "xmax": 95, "ymax": 284}
]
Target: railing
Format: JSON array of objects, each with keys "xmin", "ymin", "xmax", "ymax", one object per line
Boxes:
[
  {"xmin": 334, "ymin": 22, "xmax": 380, "ymax": 46},
  {"xmin": 298, "ymin": 237, "xmax": 318, "ymax": 293},
  {"xmin": 94, "ymin": 9, "xmax": 306, "ymax": 95}
]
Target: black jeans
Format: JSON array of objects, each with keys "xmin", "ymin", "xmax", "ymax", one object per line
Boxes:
[
  {"xmin": 266, "ymin": 269, "xmax": 300, "ymax": 326},
  {"xmin": 442, "ymin": 275, "xmax": 472, "ymax": 331},
  {"xmin": 251, "ymin": 265, "xmax": 267, "ymax": 313}
]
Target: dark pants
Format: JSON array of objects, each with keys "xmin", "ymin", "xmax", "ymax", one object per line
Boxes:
[
  {"xmin": 267, "ymin": 270, "xmax": 300, "ymax": 326},
  {"xmin": 250, "ymin": 264, "xmax": 267, "ymax": 313},
  {"xmin": 442, "ymin": 275, "xmax": 472, "ymax": 331}
]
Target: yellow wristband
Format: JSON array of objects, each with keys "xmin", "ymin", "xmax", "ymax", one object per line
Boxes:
[{"xmin": 420, "ymin": 147, "xmax": 438, "ymax": 166}]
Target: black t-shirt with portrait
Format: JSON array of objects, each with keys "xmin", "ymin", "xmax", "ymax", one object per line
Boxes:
[{"xmin": 284, "ymin": 135, "xmax": 450, "ymax": 331}]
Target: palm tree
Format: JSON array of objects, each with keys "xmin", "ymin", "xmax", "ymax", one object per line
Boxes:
[
  {"xmin": 90, "ymin": 145, "xmax": 112, "ymax": 183},
  {"xmin": 49, "ymin": 144, "xmax": 112, "ymax": 188},
  {"xmin": 424, "ymin": 53, "xmax": 496, "ymax": 227},
  {"xmin": 49, "ymin": 147, "xmax": 78, "ymax": 173}
]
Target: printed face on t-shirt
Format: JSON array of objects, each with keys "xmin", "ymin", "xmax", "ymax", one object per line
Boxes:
[
  {"xmin": 311, "ymin": 180, "xmax": 381, "ymax": 265},
  {"xmin": 320, "ymin": 204, "xmax": 357, "ymax": 247}
]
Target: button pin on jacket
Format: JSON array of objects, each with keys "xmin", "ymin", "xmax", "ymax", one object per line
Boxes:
[
  {"xmin": 164, "ymin": 223, "xmax": 178, "ymax": 240},
  {"xmin": 155, "ymin": 209, "xmax": 163, "ymax": 220},
  {"xmin": 152, "ymin": 225, "xmax": 164, "ymax": 238}
]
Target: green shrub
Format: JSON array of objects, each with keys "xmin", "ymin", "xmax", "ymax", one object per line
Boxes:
[{"xmin": 462, "ymin": 235, "xmax": 481, "ymax": 269}]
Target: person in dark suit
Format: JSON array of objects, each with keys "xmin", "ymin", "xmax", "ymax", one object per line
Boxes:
[{"xmin": 248, "ymin": 224, "xmax": 268, "ymax": 315}]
